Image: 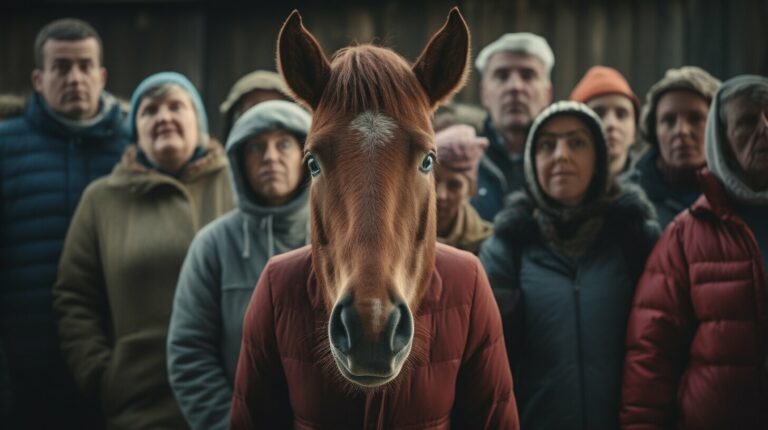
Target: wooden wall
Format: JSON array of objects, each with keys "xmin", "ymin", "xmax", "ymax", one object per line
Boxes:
[{"xmin": 1, "ymin": 0, "xmax": 766, "ymax": 137}]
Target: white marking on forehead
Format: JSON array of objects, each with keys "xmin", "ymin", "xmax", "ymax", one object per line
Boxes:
[{"xmin": 349, "ymin": 111, "xmax": 397, "ymax": 156}]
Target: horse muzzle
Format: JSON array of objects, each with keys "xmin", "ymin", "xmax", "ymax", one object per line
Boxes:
[{"xmin": 328, "ymin": 293, "xmax": 414, "ymax": 387}]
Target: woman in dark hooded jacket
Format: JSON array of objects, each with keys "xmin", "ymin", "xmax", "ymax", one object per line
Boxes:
[{"xmin": 479, "ymin": 101, "xmax": 660, "ymax": 430}]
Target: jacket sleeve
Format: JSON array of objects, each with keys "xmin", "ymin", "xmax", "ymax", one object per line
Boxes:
[
  {"xmin": 167, "ymin": 229, "xmax": 230, "ymax": 430},
  {"xmin": 229, "ymin": 262, "xmax": 292, "ymax": 430},
  {"xmin": 452, "ymin": 258, "xmax": 519, "ymax": 430},
  {"xmin": 478, "ymin": 235, "xmax": 524, "ymax": 367},
  {"xmin": 52, "ymin": 186, "xmax": 112, "ymax": 400},
  {"xmin": 620, "ymin": 222, "xmax": 694, "ymax": 430}
]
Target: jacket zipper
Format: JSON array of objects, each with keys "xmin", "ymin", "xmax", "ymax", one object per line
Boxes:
[{"xmin": 573, "ymin": 267, "xmax": 587, "ymax": 430}]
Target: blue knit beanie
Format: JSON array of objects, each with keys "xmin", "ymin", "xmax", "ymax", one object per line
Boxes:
[{"xmin": 127, "ymin": 71, "xmax": 208, "ymax": 143}]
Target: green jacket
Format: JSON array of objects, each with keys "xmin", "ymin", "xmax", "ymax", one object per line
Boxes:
[{"xmin": 53, "ymin": 143, "xmax": 234, "ymax": 429}]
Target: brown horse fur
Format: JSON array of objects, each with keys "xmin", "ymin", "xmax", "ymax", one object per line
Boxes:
[{"xmin": 277, "ymin": 8, "xmax": 471, "ymax": 387}]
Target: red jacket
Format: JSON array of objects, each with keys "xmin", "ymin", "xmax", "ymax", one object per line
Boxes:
[
  {"xmin": 230, "ymin": 243, "xmax": 518, "ymax": 430},
  {"xmin": 621, "ymin": 170, "xmax": 768, "ymax": 430}
]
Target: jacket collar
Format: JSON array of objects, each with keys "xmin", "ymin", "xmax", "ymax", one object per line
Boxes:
[
  {"xmin": 106, "ymin": 140, "xmax": 228, "ymax": 195},
  {"xmin": 26, "ymin": 92, "xmax": 126, "ymax": 140}
]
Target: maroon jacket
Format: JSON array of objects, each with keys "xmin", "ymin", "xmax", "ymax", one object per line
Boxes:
[
  {"xmin": 230, "ymin": 243, "xmax": 518, "ymax": 430},
  {"xmin": 621, "ymin": 170, "xmax": 768, "ymax": 430}
]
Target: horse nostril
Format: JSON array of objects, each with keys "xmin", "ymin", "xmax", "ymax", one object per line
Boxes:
[
  {"xmin": 389, "ymin": 302, "xmax": 413, "ymax": 354},
  {"xmin": 329, "ymin": 298, "xmax": 358, "ymax": 355}
]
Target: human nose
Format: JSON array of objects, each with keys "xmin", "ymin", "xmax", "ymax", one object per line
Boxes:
[
  {"xmin": 262, "ymin": 142, "xmax": 280, "ymax": 162},
  {"xmin": 674, "ymin": 118, "xmax": 691, "ymax": 136},
  {"xmin": 553, "ymin": 139, "xmax": 570, "ymax": 159},
  {"xmin": 506, "ymin": 72, "xmax": 525, "ymax": 92},
  {"xmin": 759, "ymin": 110, "xmax": 768, "ymax": 131},
  {"xmin": 435, "ymin": 182, "xmax": 447, "ymax": 200},
  {"xmin": 66, "ymin": 65, "xmax": 85, "ymax": 84},
  {"xmin": 602, "ymin": 111, "xmax": 617, "ymax": 130}
]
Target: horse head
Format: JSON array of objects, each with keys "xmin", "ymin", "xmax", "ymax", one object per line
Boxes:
[{"xmin": 277, "ymin": 8, "xmax": 470, "ymax": 387}]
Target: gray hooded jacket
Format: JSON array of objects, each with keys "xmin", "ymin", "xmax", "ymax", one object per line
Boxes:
[{"xmin": 167, "ymin": 100, "xmax": 311, "ymax": 430}]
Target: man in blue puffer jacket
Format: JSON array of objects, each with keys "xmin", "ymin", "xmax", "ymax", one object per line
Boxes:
[{"xmin": 0, "ymin": 18, "xmax": 128, "ymax": 429}]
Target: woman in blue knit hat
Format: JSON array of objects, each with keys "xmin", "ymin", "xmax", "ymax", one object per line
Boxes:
[{"xmin": 53, "ymin": 72, "xmax": 234, "ymax": 428}]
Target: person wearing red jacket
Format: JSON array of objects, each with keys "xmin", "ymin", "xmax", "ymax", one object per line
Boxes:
[{"xmin": 621, "ymin": 75, "xmax": 768, "ymax": 430}]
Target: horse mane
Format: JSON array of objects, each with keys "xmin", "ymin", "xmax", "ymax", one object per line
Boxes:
[{"xmin": 318, "ymin": 45, "xmax": 432, "ymax": 124}]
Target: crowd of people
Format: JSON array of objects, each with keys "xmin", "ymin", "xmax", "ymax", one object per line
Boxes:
[{"xmin": 0, "ymin": 16, "xmax": 766, "ymax": 430}]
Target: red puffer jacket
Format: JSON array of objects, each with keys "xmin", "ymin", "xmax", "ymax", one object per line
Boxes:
[
  {"xmin": 230, "ymin": 243, "xmax": 518, "ymax": 430},
  {"xmin": 621, "ymin": 170, "xmax": 768, "ymax": 430}
]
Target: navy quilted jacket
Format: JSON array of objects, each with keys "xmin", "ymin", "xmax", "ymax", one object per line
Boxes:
[{"xmin": 0, "ymin": 92, "xmax": 128, "ymax": 424}]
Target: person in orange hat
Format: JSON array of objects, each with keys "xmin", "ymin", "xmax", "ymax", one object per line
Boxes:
[
  {"xmin": 570, "ymin": 66, "xmax": 640, "ymax": 177},
  {"xmin": 435, "ymin": 124, "xmax": 493, "ymax": 254}
]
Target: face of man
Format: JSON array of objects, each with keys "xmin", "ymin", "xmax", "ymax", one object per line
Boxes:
[
  {"xmin": 480, "ymin": 51, "xmax": 552, "ymax": 135},
  {"xmin": 587, "ymin": 94, "xmax": 637, "ymax": 175},
  {"xmin": 32, "ymin": 37, "xmax": 106, "ymax": 120},
  {"xmin": 655, "ymin": 90, "xmax": 709, "ymax": 169},
  {"xmin": 724, "ymin": 94, "xmax": 768, "ymax": 190}
]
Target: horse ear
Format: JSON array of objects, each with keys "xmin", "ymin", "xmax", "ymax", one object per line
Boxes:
[
  {"xmin": 412, "ymin": 7, "xmax": 471, "ymax": 109},
  {"xmin": 277, "ymin": 10, "xmax": 331, "ymax": 110}
]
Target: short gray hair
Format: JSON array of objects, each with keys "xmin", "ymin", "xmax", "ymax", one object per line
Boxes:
[{"xmin": 475, "ymin": 32, "xmax": 554, "ymax": 79}]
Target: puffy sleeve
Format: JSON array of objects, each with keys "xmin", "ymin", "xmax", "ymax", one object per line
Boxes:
[
  {"xmin": 52, "ymin": 184, "xmax": 112, "ymax": 401},
  {"xmin": 621, "ymin": 222, "xmax": 694, "ymax": 429},
  {"xmin": 167, "ymin": 228, "xmax": 230, "ymax": 430},
  {"xmin": 452, "ymin": 257, "xmax": 519, "ymax": 430},
  {"xmin": 229, "ymin": 262, "xmax": 292, "ymax": 429}
]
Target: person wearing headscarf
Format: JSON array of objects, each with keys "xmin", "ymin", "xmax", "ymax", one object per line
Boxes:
[
  {"xmin": 621, "ymin": 75, "xmax": 768, "ymax": 430},
  {"xmin": 53, "ymin": 72, "xmax": 234, "ymax": 428},
  {"xmin": 435, "ymin": 124, "xmax": 492, "ymax": 254},
  {"xmin": 480, "ymin": 101, "xmax": 659, "ymax": 430},
  {"xmin": 632, "ymin": 66, "xmax": 720, "ymax": 228},
  {"xmin": 167, "ymin": 100, "xmax": 311, "ymax": 430}
]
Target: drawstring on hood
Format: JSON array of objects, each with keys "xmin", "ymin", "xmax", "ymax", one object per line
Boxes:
[{"xmin": 705, "ymin": 75, "xmax": 768, "ymax": 205}]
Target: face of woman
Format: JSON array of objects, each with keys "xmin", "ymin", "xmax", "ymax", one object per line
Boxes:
[
  {"xmin": 434, "ymin": 165, "xmax": 471, "ymax": 235},
  {"xmin": 136, "ymin": 86, "xmax": 200, "ymax": 173},
  {"xmin": 243, "ymin": 130, "xmax": 304, "ymax": 206},
  {"xmin": 534, "ymin": 115, "xmax": 597, "ymax": 207}
]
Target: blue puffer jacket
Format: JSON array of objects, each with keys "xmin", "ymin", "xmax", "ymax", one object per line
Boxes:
[
  {"xmin": 0, "ymin": 92, "xmax": 128, "ymax": 425},
  {"xmin": 470, "ymin": 118, "xmax": 526, "ymax": 222}
]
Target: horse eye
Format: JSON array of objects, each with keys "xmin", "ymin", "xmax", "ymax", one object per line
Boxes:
[
  {"xmin": 306, "ymin": 154, "xmax": 321, "ymax": 177},
  {"xmin": 419, "ymin": 154, "xmax": 435, "ymax": 173}
]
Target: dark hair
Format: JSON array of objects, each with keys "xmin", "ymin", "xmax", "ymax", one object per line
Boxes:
[{"xmin": 34, "ymin": 18, "xmax": 103, "ymax": 69}]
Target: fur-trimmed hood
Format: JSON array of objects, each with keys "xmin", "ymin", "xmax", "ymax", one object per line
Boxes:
[{"xmin": 494, "ymin": 182, "xmax": 657, "ymax": 252}]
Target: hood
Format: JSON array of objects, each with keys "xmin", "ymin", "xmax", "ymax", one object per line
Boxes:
[
  {"xmin": 523, "ymin": 100, "xmax": 611, "ymax": 218},
  {"xmin": 225, "ymin": 100, "xmax": 312, "ymax": 217},
  {"xmin": 127, "ymin": 71, "xmax": 208, "ymax": 143},
  {"xmin": 705, "ymin": 75, "xmax": 768, "ymax": 205}
]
